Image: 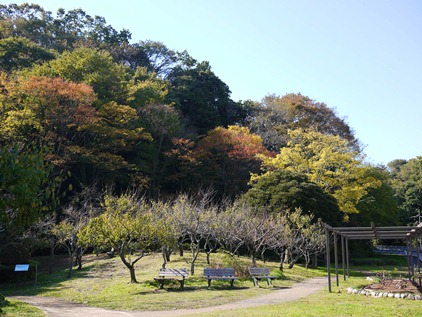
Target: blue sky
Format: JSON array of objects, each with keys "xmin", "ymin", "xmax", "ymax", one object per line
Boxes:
[{"xmin": 6, "ymin": 0, "xmax": 422, "ymax": 165}]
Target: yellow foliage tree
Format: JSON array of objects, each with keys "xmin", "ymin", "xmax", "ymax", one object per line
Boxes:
[{"xmin": 254, "ymin": 129, "xmax": 380, "ymax": 219}]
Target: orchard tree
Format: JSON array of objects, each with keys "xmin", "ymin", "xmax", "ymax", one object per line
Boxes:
[
  {"xmin": 51, "ymin": 205, "xmax": 91, "ymax": 278},
  {"xmin": 171, "ymin": 192, "xmax": 215, "ymax": 275},
  {"xmin": 79, "ymin": 193, "xmax": 165, "ymax": 283}
]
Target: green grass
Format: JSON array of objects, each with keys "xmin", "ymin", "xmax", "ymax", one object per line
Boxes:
[
  {"xmin": 2, "ymin": 251, "xmax": 324, "ymax": 311},
  {"xmin": 2, "ymin": 251, "xmax": 419, "ymax": 316},
  {"xmin": 190, "ymin": 277, "xmax": 422, "ymax": 317},
  {"xmin": 0, "ymin": 299, "xmax": 45, "ymax": 317}
]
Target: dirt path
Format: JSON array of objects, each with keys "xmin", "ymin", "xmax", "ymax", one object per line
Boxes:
[{"xmin": 10, "ymin": 277, "xmax": 327, "ymax": 317}]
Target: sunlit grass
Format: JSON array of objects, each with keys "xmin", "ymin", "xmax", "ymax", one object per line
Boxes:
[
  {"xmin": 2, "ymin": 251, "xmax": 416, "ymax": 316},
  {"xmin": 2, "ymin": 251, "xmax": 325, "ymax": 311},
  {"xmin": 190, "ymin": 276, "xmax": 422, "ymax": 317},
  {"xmin": 0, "ymin": 298, "xmax": 45, "ymax": 317}
]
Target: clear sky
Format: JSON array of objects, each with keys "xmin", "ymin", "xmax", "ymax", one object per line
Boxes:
[{"xmin": 5, "ymin": 0, "xmax": 422, "ymax": 165}]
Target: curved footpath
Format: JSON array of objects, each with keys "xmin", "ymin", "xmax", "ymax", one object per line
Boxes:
[{"xmin": 10, "ymin": 277, "xmax": 326, "ymax": 317}]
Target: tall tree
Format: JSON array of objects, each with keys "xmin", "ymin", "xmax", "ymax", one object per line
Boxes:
[
  {"xmin": 0, "ymin": 37, "xmax": 55, "ymax": 73},
  {"xmin": 255, "ymin": 129, "xmax": 380, "ymax": 219},
  {"xmin": 29, "ymin": 47, "xmax": 128, "ymax": 104},
  {"xmin": 193, "ymin": 126, "xmax": 271, "ymax": 198},
  {"xmin": 246, "ymin": 93, "xmax": 359, "ymax": 152},
  {"xmin": 389, "ymin": 157, "xmax": 422, "ymax": 224},
  {"xmin": 243, "ymin": 169, "xmax": 343, "ymax": 225},
  {"xmin": 167, "ymin": 61, "xmax": 238, "ymax": 135},
  {"xmin": 350, "ymin": 166, "xmax": 400, "ymax": 226}
]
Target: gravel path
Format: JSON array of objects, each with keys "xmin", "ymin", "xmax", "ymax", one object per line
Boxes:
[{"xmin": 10, "ymin": 277, "xmax": 326, "ymax": 317}]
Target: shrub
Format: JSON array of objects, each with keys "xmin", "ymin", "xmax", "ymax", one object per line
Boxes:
[{"xmin": 0, "ymin": 242, "xmax": 31, "ymax": 265}]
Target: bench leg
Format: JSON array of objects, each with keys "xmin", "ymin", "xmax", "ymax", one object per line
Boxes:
[
  {"xmin": 159, "ymin": 281, "xmax": 165, "ymax": 289},
  {"xmin": 230, "ymin": 279, "xmax": 234, "ymax": 288},
  {"xmin": 180, "ymin": 279, "xmax": 184, "ymax": 289},
  {"xmin": 207, "ymin": 279, "xmax": 211, "ymax": 288}
]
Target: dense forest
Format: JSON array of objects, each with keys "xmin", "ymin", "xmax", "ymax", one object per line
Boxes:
[{"xmin": 1, "ymin": 4, "xmax": 421, "ymax": 266}]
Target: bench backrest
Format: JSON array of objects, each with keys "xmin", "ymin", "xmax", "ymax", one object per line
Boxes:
[
  {"xmin": 204, "ymin": 268, "xmax": 236, "ymax": 277},
  {"xmin": 159, "ymin": 268, "xmax": 188, "ymax": 277},
  {"xmin": 248, "ymin": 267, "xmax": 271, "ymax": 276}
]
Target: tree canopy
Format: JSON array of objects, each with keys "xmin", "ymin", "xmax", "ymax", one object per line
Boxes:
[{"xmin": 0, "ymin": 3, "xmax": 406, "ymax": 250}]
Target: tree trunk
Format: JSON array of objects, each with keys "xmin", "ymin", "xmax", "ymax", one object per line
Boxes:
[
  {"xmin": 279, "ymin": 248, "xmax": 286, "ymax": 271},
  {"xmin": 162, "ymin": 246, "xmax": 167, "ymax": 269},
  {"xmin": 261, "ymin": 248, "xmax": 266, "ymax": 263},
  {"xmin": 288, "ymin": 260, "xmax": 295, "ymax": 269},
  {"xmin": 165, "ymin": 248, "xmax": 172, "ymax": 262},
  {"xmin": 48, "ymin": 239, "xmax": 55, "ymax": 275},
  {"xmin": 178, "ymin": 241, "xmax": 184, "ymax": 256},
  {"xmin": 206, "ymin": 252, "xmax": 211, "ymax": 265},
  {"xmin": 129, "ymin": 266, "xmax": 137, "ymax": 283},
  {"xmin": 67, "ymin": 255, "xmax": 74, "ymax": 278},
  {"xmin": 120, "ymin": 254, "xmax": 138, "ymax": 283},
  {"xmin": 252, "ymin": 252, "xmax": 257, "ymax": 267}
]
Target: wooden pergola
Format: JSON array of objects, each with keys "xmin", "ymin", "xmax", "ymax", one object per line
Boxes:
[{"xmin": 323, "ymin": 222, "xmax": 422, "ymax": 292}]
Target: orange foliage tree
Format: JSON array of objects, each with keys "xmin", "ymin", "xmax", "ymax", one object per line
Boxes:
[{"xmin": 193, "ymin": 126, "xmax": 272, "ymax": 198}]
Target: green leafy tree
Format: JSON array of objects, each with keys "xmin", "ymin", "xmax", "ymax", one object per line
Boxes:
[
  {"xmin": 79, "ymin": 193, "xmax": 166, "ymax": 283},
  {"xmin": 168, "ymin": 61, "xmax": 238, "ymax": 135},
  {"xmin": 29, "ymin": 47, "xmax": 128, "ymax": 104},
  {"xmin": 0, "ymin": 3, "xmax": 53, "ymax": 48},
  {"xmin": 350, "ymin": 166, "xmax": 400, "ymax": 226},
  {"xmin": 243, "ymin": 169, "xmax": 342, "ymax": 225},
  {"xmin": 0, "ymin": 37, "xmax": 55, "ymax": 73},
  {"xmin": 0, "ymin": 145, "xmax": 49, "ymax": 230},
  {"xmin": 389, "ymin": 157, "xmax": 422, "ymax": 224}
]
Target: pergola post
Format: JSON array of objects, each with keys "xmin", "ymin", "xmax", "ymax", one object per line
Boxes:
[
  {"xmin": 341, "ymin": 235, "xmax": 346, "ymax": 281},
  {"xmin": 406, "ymin": 238, "xmax": 411, "ymax": 279},
  {"xmin": 334, "ymin": 232, "xmax": 339, "ymax": 286},
  {"xmin": 346, "ymin": 238, "xmax": 350, "ymax": 278},
  {"xmin": 325, "ymin": 228, "xmax": 331, "ymax": 293},
  {"xmin": 416, "ymin": 237, "xmax": 421, "ymax": 274},
  {"xmin": 410, "ymin": 237, "xmax": 415, "ymax": 277}
]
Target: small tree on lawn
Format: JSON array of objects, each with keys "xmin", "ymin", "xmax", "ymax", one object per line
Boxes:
[
  {"xmin": 172, "ymin": 191, "xmax": 213, "ymax": 275},
  {"xmin": 215, "ymin": 202, "xmax": 248, "ymax": 255},
  {"xmin": 283, "ymin": 208, "xmax": 325, "ymax": 269},
  {"xmin": 79, "ymin": 193, "xmax": 157, "ymax": 283},
  {"xmin": 241, "ymin": 208, "xmax": 276, "ymax": 267},
  {"xmin": 51, "ymin": 206, "xmax": 90, "ymax": 278}
]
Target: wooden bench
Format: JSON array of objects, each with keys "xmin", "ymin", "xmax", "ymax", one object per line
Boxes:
[
  {"xmin": 204, "ymin": 268, "xmax": 238, "ymax": 288},
  {"xmin": 154, "ymin": 268, "xmax": 188, "ymax": 289},
  {"xmin": 248, "ymin": 267, "xmax": 278, "ymax": 286}
]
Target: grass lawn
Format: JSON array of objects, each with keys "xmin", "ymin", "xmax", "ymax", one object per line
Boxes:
[
  {"xmin": 0, "ymin": 299, "xmax": 45, "ymax": 317},
  {"xmin": 2, "ymin": 251, "xmax": 325, "ymax": 311},
  {"xmin": 1, "ymin": 251, "xmax": 420, "ymax": 316}
]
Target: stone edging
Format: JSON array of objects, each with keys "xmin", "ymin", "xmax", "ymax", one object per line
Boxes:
[{"xmin": 347, "ymin": 287, "xmax": 422, "ymax": 300}]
